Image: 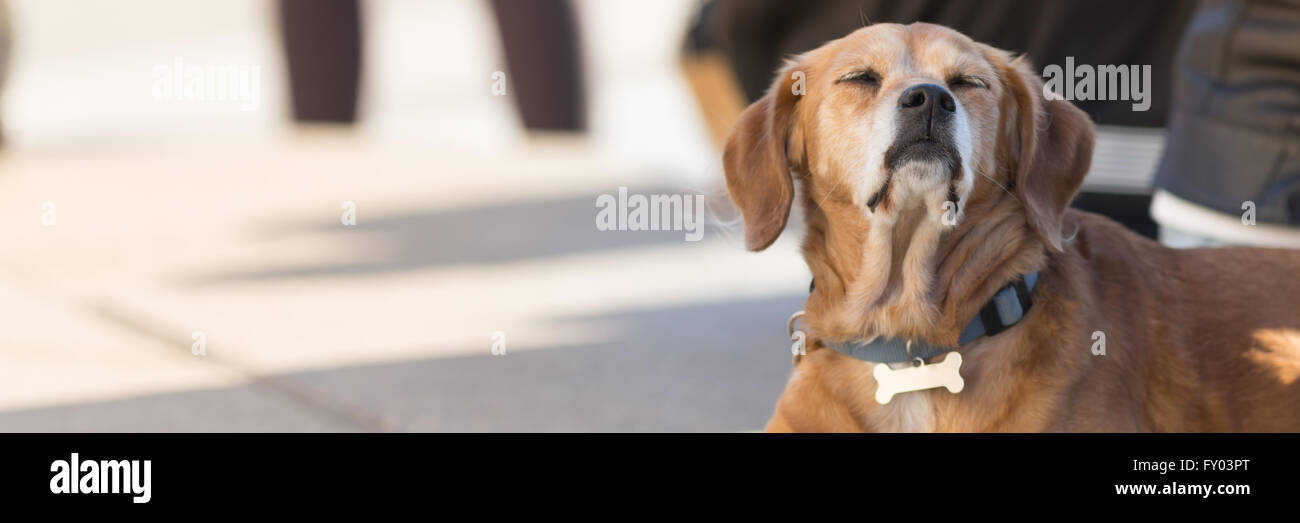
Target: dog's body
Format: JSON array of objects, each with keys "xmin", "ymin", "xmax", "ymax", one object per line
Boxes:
[
  {"xmin": 723, "ymin": 23, "xmax": 1300, "ymax": 432},
  {"xmin": 768, "ymin": 212, "xmax": 1300, "ymax": 432}
]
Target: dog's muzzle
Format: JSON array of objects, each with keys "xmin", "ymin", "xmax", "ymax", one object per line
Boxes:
[{"xmin": 883, "ymin": 83, "xmax": 960, "ymax": 174}]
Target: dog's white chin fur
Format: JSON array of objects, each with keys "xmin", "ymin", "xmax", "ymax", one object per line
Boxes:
[
  {"xmin": 858, "ymin": 102, "xmax": 976, "ymax": 227},
  {"xmin": 880, "ymin": 160, "xmax": 966, "ymax": 225}
]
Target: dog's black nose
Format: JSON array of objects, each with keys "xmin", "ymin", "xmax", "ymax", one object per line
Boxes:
[{"xmin": 898, "ymin": 83, "xmax": 956, "ymax": 114}]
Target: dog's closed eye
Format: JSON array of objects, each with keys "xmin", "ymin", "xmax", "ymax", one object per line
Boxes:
[
  {"xmin": 947, "ymin": 75, "xmax": 988, "ymax": 90},
  {"xmin": 838, "ymin": 70, "xmax": 881, "ymax": 86}
]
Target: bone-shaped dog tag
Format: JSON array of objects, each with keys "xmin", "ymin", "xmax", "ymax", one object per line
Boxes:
[{"xmin": 872, "ymin": 352, "xmax": 964, "ymax": 404}]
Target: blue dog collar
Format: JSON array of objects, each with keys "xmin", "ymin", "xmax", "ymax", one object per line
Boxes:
[{"xmin": 821, "ymin": 272, "xmax": 1039, "ymax": 364}]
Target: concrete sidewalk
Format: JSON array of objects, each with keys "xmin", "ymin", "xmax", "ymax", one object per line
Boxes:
[{"xmin": 0, "ymin": 131, "xmax": 809, "ymax": 431}]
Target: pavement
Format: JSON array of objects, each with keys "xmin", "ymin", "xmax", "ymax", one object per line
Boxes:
[
  {"xmin": 0, "ymin": 0, "xmax": 814, "ymax": 432},
  {"xmin": 0, "ymin": 130, "xmax": 811, "ymax": 432}
]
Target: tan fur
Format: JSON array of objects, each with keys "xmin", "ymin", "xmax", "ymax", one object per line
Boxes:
[{"xmin": 725, "ymin": 23, "xmax": 1300, "ymax": 432}]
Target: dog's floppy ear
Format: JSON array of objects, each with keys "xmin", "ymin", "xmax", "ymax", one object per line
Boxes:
[
  {"xmin": 723, "ymin": 62, "xmax": 805, "ymax": 251},
  {"xmin": 998, "ymin": 54, "xmax": 1096, "ymax": 252}
]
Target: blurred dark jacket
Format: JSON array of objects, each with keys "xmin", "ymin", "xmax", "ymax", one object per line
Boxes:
[
  {"xmin": 1153, "ymin": 0, "xmax": 1300, "ymax": 226},
  {"xmin": 714, "ymin": 0, "xmax": 1197, "ymax": 127}
]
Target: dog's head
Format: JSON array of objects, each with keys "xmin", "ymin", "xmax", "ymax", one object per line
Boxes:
[{"xmin": 723, "ymin": 23, "xmax": 1094, "ymax": 341}]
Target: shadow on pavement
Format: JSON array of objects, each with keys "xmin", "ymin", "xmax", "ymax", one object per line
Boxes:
[
  {"xmin": 187, "ymin": 185, "xmax": 736, "ymax": 285},
  {"xmin": 0, "ymin": 292, "xmax": 805, "ymax": 432}
]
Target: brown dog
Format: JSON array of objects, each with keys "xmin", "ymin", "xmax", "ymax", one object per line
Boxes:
[{"xmin": 724, "ymin": 23, "xmax": 1300, "ymax": 432}]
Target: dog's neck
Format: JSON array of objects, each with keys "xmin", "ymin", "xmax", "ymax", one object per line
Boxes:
[
  {"xmin": 798, "ymin": 190, "xmax": 1050, "ymax": 433},
  {"xmin": 804, "ymin": 193, "xmax": 1045, "ymax": 348}
]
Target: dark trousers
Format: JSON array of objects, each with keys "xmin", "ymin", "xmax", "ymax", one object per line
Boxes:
[{"xmin": 278, "ymin": 0, "xmax": 586, "ymax": 131}]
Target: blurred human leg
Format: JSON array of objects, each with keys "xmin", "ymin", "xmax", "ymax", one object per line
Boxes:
[
  {"xmin": 488, "ymin": 0, "xmax": 586, "ymax": 132},
  {"xmin": 278, "ymin": 0, "xmax": 362, "ymax": 123}
]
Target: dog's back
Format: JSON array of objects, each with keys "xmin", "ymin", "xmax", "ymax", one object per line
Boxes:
[{"xmin": 1071, "ymin": 211, "xmax": 1300, "ymax": 431}]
